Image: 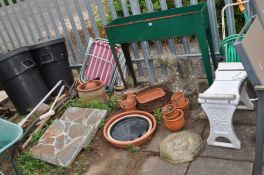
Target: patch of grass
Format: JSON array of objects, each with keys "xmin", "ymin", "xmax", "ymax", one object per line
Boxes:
[
  {"xmin": 98, "ymin": 117, "xmax": 108, "ymax": 130},
  {"xmin": 17, "ymin": 152, "xmax": 64, "ymax": 175},
  {"xmin": 85, "ymin": 144, "xmax": 93, "ymax": 152},
  {"xmin": 127, "ymin": 144, "xmax": 140, "ymax": 153},
  {"xmin": 106, "ymin": 95, "xmax": 119, "ymax": 111},
  {"xmin": 153, "ymin": 108, "xmax": 163, "ymax": 124},
  {"xmin": 30, "ymin": 128, "xmax": 46, "ymax": 145},
  {"xmin": 64, "ymin": 95, "xmax": 120, "ymax": 112}
]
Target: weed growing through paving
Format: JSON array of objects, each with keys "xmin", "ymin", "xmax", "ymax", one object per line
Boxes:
[
  {"xmin": 127, "ymin": 144, "xmax": 140, "ymax": 153},
  {"xmin": 17, "ymin": 152, "xmax": 64, "ymax": 175},
  {"xmin": 153, "ymin": 108, "xmax": 163, "ymax": 124},
  {"xmin": 85, "ymin": 144, "xmax": 94, "ymax": 152}
]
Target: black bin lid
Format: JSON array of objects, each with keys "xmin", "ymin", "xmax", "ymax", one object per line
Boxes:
[
  {"xmin": 0, "ymin": 47, "xmax": 29, "ymax": 63},
  {"xmin": 29, "ymin": 38, "xmax": 65, "ymax": 50}
]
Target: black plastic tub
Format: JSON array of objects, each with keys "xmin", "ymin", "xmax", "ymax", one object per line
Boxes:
[
  {"xmin": 29, "ymin": 38, "xmax": 74, "ymax": 95},
  {"xmin": 0, "ymin": 47, "xmax": 49, "ymax": 114}
]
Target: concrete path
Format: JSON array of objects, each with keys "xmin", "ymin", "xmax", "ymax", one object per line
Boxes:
[{"xmin": 84, "ymin": 107, "xmax": 257, "ymax": 175}]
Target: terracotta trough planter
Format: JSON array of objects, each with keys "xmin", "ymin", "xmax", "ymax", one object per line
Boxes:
[
  {"xmin": 77, "ymin": 80, "xmax": 107, "ymax": 102},
  {"xmin": 103, "ymin": 110, "xmax": 157, "ymax": 148},
  {"xmin": 136, "ymin": 88, "xmax": 165, "ymax": 104}
]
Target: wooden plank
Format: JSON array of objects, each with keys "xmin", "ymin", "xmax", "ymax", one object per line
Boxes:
[{"xmin": 0, "ymin": 91, "xmax": 8, "ymax": 103}]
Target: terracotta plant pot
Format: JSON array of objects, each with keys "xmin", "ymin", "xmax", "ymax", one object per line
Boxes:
[
  {"xmin": 85, "ymin": 80, "xmax": 98, "ymax": 90},
  {"xmin": 119, "ymin": 100, "xmax": 136, "ymax": 112},
  {"xmin": 103, "ymin": 110, "xmax": 157, "ymax": 148},
  {"xmin": 164, "ymin": 109, "xmax": 185, "ymax": 131},
  {"xmin": 171, "ymin": 92, "xmax": 186, "ymax": 106},
  {"xmin": 114, "ymin": 85, "xmax": 125, "ymax": 92},
  {"xmin": 162, "ymin": 104, "xmax": 179, "ymax": 119},
  {"xmin": 126, "ymin": 93, "xmax": 137, "ymax": 106},
  {"xmin": 77, "ymin": 80, "xmax": 107, "ymax": 102},
  {"xmin": 106, "ymin": 114, "xmax": 153, "ymax": 143},
  {"xmin": 175, "ymin": 98, "xmax": 190, "ymax": 118}
]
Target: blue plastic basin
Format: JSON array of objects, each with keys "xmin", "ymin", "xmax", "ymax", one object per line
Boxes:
[{"xmin": 0, "ymin": 118, "xmax": 23, "ymax": 154}]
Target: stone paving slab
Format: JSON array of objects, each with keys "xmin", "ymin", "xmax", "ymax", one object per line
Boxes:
[
  {"xmin": 201, "ymin": 124, "xmax": 256, "ymax": 162},
  {"xmin": 143, "ymin": 119, "xmax": 206, "ymax": 153},
  {"xmin": 187, "ymin": 157, "xmax": 253, "ymax": 175},
  {"xmin": 84, "ymin": 149, "xmax": 142, "ymax": 175},
  {"xmin": 31, "ymin": 107, "xmax": 107, "ymax": 167},
  {"xmin": 233, "ymin": 109, "xmax": 256, "ymax": 126},
  {"xmin": 132, "ymin": 156, "xmax": 188, "ymax": 175},
  {"xmin": 60, "ymin": 107, "xmax": 107, "ymax": 147}
]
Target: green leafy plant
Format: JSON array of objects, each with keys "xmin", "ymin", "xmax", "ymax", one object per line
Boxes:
[
  {"xmin": 64, "ymin": 98, "xmax": 110, "ymax": 111},
  {"xmin": 17, "ymin": 152, "xmax": 63, "ymax": 175},
  {"xmin": 127, "ymin": 144, "xmax": 140, "ymax": 153},
  {"xmin": 153, "ymin": 108, "xmax": 163, "ymax": 124},
  {"xmin": 30, "ymin": 128, "xmax": 46, "ymax": 145},
  {"xmin": 64, "ymin": 96, "xmax": 119, "ymax": 112},
  {"xmin": 85, "ymin": 143, "xmax": 94, "ymax": 152},
  {"xmin": 98, "ymin": 117, "xmax": 108, "ymax": 130},
  {"xmin": 106, "ymin": 95, "xmax": 119, "ymax": 111}
]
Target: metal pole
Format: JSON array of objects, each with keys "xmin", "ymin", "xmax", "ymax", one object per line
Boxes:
[
  {"xmin": 159, "ymin": 0, "xmax": 177, "ymax": 55},
  {"xmin": 64, "ymin": 0, "xmax": 85, "ymax": 58},
  {"xmin": 17, "ymin": 0, "xmax": 37, "ymax": 43},
  {"xmin": 44, "ymin": 0, "xmax": 60, "ymax": 37},
  {"xmin": 54, "ymin": 0, "xmax": 79, "ymax": 64},
  {"xmin": 174, "ymin": 0, "xmax": 191, "ymax": 54},
  {"xmin": 26, "ymin": 0, "xmax": 43, "ymax": 40},
  {"xmin": 1, "ymin": 0, "xmax": 22, "ymax": 47},
  {"xmin": 84, "ymin": 0, "xmax": 100, "ymax": 38},
  {"xmin": 207, "ymin": 0, "xmax": 220, "ymax": 50},
  {"xmin": 120, "ymin": 0, "xmax": 144, "ymax": 76},
  {"xmin": 34, "ymin": 0, "xmax": 52, "ymax": 38},
  {"xmin": 224, "ymin": 0, "xmax": 237, "ymax": 35},
  {"xmin": 73, "ymin": 0, "xmax": 90, "ymax": 44},
  {"xmin": 129, "ymin": 0, "xmax": 156, "ymax": 84}
]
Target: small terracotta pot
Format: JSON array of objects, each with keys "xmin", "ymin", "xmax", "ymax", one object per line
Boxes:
[
  {"xmin": 164, "ymin": 109, "xmax": 185, "ymax": 131},
  {"xmin": 162, "ymin": 104, "xmax": 179, "ymax": 119},
  {"xmin": 175, "ymin": 98, "xmax": 190, "ymax": 118},
  {"xmin": 114, "ymin": 85, "xmax": 125, "ymax": 92},
  {"xmin": 126, "ymin": 93, "xmax": 136, "ymax": 106},
  {"xmin": 85, "ymin": 80, "xmax": 98, "ymax": 90},
  {"xmin": 77, "ymin": 80, "xmax": 107, "ymax": 102},
  {"xmin": 120, "ymin": 100, "xmax": 136, "ymax": 112},
  {"xmin": 103, "ymin": 110, "xmax": 157, "ymax": 148},
  {"xmin": 171, "ymin": 92, "xmax": 185, "ymax": 106}
]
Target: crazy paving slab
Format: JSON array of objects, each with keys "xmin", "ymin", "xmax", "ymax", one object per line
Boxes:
[{"xmin": 31, "ymin": 107, "xmax": 107, "ymax": 167}]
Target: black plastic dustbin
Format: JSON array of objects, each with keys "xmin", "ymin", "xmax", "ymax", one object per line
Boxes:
[
  {"xmin": 0, "ymin": 47, "xmax": 49, "ymax": 114},
  {"xmin": 29, "ymin": 38, "xmax": 74, "ymax": 95}
]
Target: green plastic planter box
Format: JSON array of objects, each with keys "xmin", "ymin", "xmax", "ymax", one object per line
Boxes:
[{"xmin": 105, "ymin": 3, "xmax": 217, "ymax": 85}]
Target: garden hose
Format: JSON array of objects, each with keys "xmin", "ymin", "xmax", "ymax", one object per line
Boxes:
[{"xmin": 220, "ymin": 0, "xmax": 249, "ymax": 62}]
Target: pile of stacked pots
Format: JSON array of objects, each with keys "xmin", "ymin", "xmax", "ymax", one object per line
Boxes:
[
  {"xmin": 77, "ymin": 80, "xmax": 107, "ymax": 102},
  {"xmin": 162, "ymin": 92, "xmax": 190, "ymax": 131}
]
